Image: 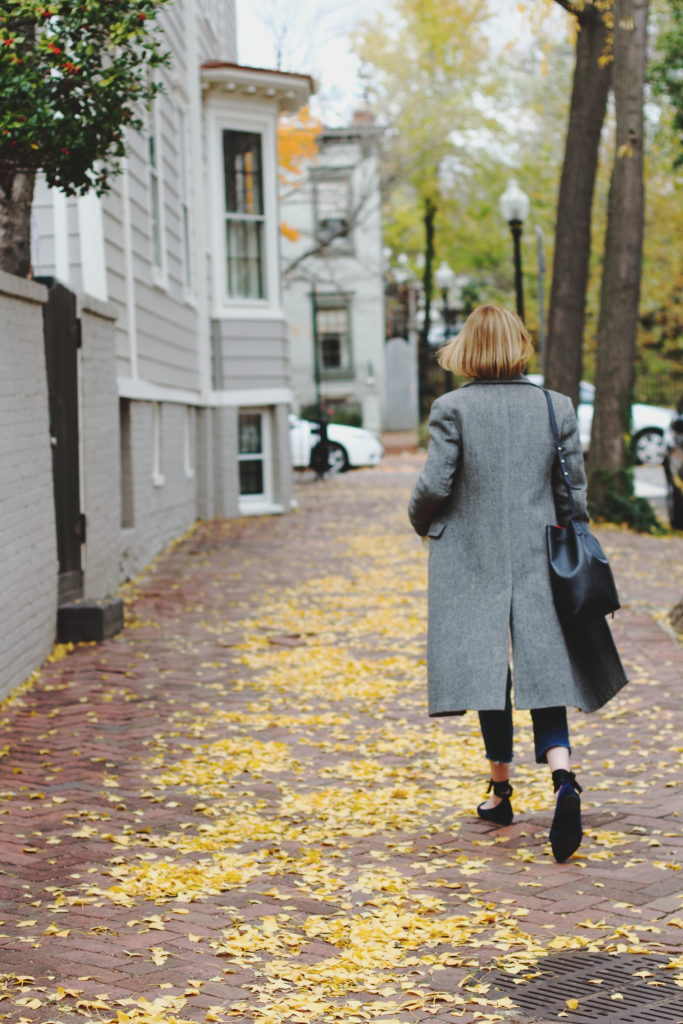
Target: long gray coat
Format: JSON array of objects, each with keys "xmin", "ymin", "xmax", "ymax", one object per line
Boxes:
[{"xmin": 408, "ymin": 377, "xmax": 628, "ymax": 716}]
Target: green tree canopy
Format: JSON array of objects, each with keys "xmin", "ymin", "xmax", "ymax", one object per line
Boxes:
[
  {"xmin": 650, "ymin": 0, "xmax": 683, "ymax": 167},
  {"xmin": 0, "ymin": 0, "xmax": 169, "ymax": 195}
]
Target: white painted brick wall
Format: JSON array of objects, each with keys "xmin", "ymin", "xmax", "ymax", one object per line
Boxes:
[
  {"xmin": 119, "ymin": 400, "xmax": 200, "ymax": 580},
  {"xmin": 0, "ymin": 273, "xmax": 58, "ymax": 700}
]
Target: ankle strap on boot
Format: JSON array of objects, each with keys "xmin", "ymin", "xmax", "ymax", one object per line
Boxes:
[
  {"xmin": 552, "ymin": 769, "xmax": 582, "ymax": 794},
  {"xmin": 488, "ymin": 779, "xmax": 513, "ymax": 798}
]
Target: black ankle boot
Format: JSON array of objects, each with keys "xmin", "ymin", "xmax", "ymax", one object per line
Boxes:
[
  {"xmin": 477, "ymin": 779, "xmax": 514, "ymax": 826},
  {"xmin": 550, "ymin": 770, "xmax": 583, "ymax": 862}
]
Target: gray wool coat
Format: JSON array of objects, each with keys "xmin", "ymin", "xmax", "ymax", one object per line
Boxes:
[{"xmin": 408, "ymin": 377, "xmax": 628, "ymax": 716}]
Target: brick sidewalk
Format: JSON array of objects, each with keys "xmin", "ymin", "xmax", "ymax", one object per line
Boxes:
[{"xmin": 0, "ymin": 454, "xmax": 682, "ymax": 1024}]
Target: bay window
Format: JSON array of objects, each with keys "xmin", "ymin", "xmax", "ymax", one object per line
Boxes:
[{"xmin": 223, "ymin": 130, "xmax": 265, "ymax": 300}]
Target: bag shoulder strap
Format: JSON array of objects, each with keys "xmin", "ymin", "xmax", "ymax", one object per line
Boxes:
[{"xmin": 541, "ymin": 388, "xmax": 578, "ymax": 519}]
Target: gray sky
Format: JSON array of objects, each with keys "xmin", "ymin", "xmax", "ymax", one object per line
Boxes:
[
  {"xmin": 236, "ymin": 0, "xmax": 382, "ymax": 123},
  {"xmin": 235, "ymin": 1, "xmax": 564, "ymax": 125}
]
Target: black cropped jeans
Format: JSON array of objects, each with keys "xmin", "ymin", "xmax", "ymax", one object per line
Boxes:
[{"xmin": 478, "ymin": 668, "xmax": 570, "ymax": 765}]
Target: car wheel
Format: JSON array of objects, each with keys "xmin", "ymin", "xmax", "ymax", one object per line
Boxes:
[
  {"xmin": 325, "ymin": 442, "xmax": 349, "ymax": 474},
  {"xmin": 632, "ymin": 428, "xmax": 666, "ymax": 466},
  {"xmin": 668, "ymin": 476, "xmax": 683, "ymax": 530},
  {"xmin": 310, "ymin": 441, "xmax": 349, "ymax": 475}
]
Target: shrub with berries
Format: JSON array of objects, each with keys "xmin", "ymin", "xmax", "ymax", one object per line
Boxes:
[{"xmin": 0, "ymin": 0, "xmax": 170, "ymax": 196}]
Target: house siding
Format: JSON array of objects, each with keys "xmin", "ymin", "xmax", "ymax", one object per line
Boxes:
[
  {"xmin": 214, "ymin": 318, "xmax": 290, "ymax": 390},
  {"xmin": 28, "ymin": 0, "xmax": 308, "ymax": 600},
  {"xmin": 281, "ymin": 124, "xmax": 386, "ymax": 431}
]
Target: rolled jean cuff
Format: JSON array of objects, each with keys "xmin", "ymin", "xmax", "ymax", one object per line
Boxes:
[{"xmin": 531, "ymin": 706, "xmax": 570, "ymax": 764}]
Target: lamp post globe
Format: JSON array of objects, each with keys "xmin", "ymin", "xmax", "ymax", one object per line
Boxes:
[
  {"xmin": 499, "ymin": 178, "xmax": 529, "ymax": 322},
  {"xmin": 434, "ymin": 259, "xmax": 456, "ymax": 294},
  {"xmin": 434, "ymin": 260, "xmax": 456, "ymax": 395},
  {"xmin": 434, "ymin": 260, "xmax": 456, "ymax": 340}
]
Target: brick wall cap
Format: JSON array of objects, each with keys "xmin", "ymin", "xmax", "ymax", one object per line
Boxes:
[{"xmin": 0, "ymin": 270, "xmax": 47, "ymax": 305}]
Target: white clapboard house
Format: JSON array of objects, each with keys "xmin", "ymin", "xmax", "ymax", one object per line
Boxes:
[
  {"xmin": 32, "ymin": 0, "xmax": 312, "ymax": 581},
  {"xmin": 279, "ymin": 110, "xmax": 386, "ymax": 432}
]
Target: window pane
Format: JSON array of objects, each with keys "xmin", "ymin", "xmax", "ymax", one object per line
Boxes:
[
  {"xmin": 318, "ymin": 217, "xmax": 350, "ymax": 247},
  {"xmin": 223, "ymin": 130, "xmax": 263, "ymax": 216},
  {"xmin": 316, "ymin": 179, "xmax": 350, "ymax": 247},
  {"xmin": 316, "ymin": 306, "xmax": 349, "ymax": 369},
  {"xmin": 317, "ymin": 179, "xmax": 348, "ymax": 219},
  {"xmin": 239, "ymin": 459, "xmax": 264, "ymax": 495},
  {"xmin": 238, "ymin": 413, "xmax": 263, "ymax": 455},
  {"xmin": 227, "ymin": 220, "xmax": 263, "ymax": 299},
  {"xmin": 321, "ymin": 335, "xmax": 342, "ymax": 368}
]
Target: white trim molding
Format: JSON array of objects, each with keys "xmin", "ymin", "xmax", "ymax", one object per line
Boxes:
[
  {"xmin": 239, "ymin": 501, "xmax": 285, "ymax": 517},
  {"xmin": 117, "ymin": 378, "xmax": 292, "ymax": 411},
  {"xmin": 118, "ymin": 377, "xmax": 204, "ymax": 406},
  {"xmin": 212, "ymin": 387, "xmax": 292, "ymax": 407},
  {"xmin": 151, "ymin": 402, "xmax": 165, "ymax": 488},
  {"xmin": 52, "ymin": 189, "xmax": 70, "ymax": 285},
  {"xmin": 201, "ymin": 62, "xmax": 314, "ymax": 114},
  {"xmin": 121, "ymin": 158, "xmax": 139, "ymax": 379},
  {"xmin": 78, "ymin": 191, "xmax": 108, "ymax": 301}
]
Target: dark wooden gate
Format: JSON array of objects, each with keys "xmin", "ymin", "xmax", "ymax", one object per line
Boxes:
[{"xmin": 38, "ymin": 278, "xmax": 85, "ymax": 604}]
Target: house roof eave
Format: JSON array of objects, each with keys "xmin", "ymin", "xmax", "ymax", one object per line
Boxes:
[{"xmin": 201, "ymin": 61, "xmax": 315, "ymax": 113}]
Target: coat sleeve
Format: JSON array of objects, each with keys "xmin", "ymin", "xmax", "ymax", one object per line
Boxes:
[
  {"xmin": 408, "ymin": 397, "xmax": 461, "ymax": 536},
  {"xmin": 552, "ymin": 395, "xmax": 589, "ymax": 526}
]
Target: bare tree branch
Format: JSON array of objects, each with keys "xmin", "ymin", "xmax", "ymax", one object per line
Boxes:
[{"xmin": 281, "ymin": 163, "xmax": 381, "ymax": 280}]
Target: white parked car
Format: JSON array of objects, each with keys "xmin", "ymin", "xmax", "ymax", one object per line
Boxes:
[
  {"xmin": 289, "ymin": 414, "xmax": 384, "ymax": 474},
  {"xmin": 526, "ymin": 375, "xmax": 673, "ymax": 465}
]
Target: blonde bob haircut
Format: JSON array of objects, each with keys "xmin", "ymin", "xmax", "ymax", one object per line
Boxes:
[{"xmin": 437, "ymin": 303, "xmax": 533, "ymax": 380}]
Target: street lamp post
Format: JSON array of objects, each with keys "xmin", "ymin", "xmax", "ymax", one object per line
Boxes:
[
  {"xmin": 308, "ymin": 280, "xmax": 330, "ymax": 478},
  {"xmin": 499, "ymin": 179, "xmax": 530, "ymax": 323}
]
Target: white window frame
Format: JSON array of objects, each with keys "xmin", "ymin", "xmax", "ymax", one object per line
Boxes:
[
  {"xmin": 177, "ymin": 103, "xmax": 194, "ymax": 299},
  {"xmin": 152, "ymin": 402, "xmax": 165, "ymax": 487},
  {"xmin": 316, "ymin": 295, "xmax": 353, "ymax": 378},
  {"xmin": 148, "ymin": 97, "xmax": 168, "ymax": 290},
  {"xmin": 183, "ymin": 405, "xmax": 196, "ymax": 479},
  {"xmin": 237, "ymin": 407, "xmax": 272, "ymax": 509},
  {"xmin": 223, "ymin": 128, "xmax": 266, "ymax": 302},
  {"xmin": 207, "ymin": 104, "xmax": 280, "ymax": 318}
]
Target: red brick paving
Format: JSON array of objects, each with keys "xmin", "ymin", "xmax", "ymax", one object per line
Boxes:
[{"xmin": 0, "ymin": 454, "xmax": 681, "ymax": 1024}]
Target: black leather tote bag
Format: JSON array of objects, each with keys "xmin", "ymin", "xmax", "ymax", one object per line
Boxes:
[{"xmin": 542, "ymin": 389, "xmax": 621, "ymax": 623}]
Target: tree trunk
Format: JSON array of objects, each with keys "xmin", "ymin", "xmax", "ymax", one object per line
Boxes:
[
  {"xmin": 544, "ymin": 4, "xmax": 612, "ymax": 406},
  {"xmin": 418, "ymin": 195, "xmax": 436, "ymax": 419},
  {"xmin": 0, "ymin": 170, "xmax": 35, "ymax": 278},
  {"xmin": 589, "ymin": 0, "xmax": 649, "ymax": 510}
]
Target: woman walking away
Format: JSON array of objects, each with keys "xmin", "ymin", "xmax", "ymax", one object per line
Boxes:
[{"xmin": 408, "ymin": 304, "xmax": 627, "ymax": 863}]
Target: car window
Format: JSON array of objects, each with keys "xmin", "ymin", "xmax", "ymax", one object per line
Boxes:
[{"xmin": 579, "ymin": 382, "xmax": 595, "ymax": 404}]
